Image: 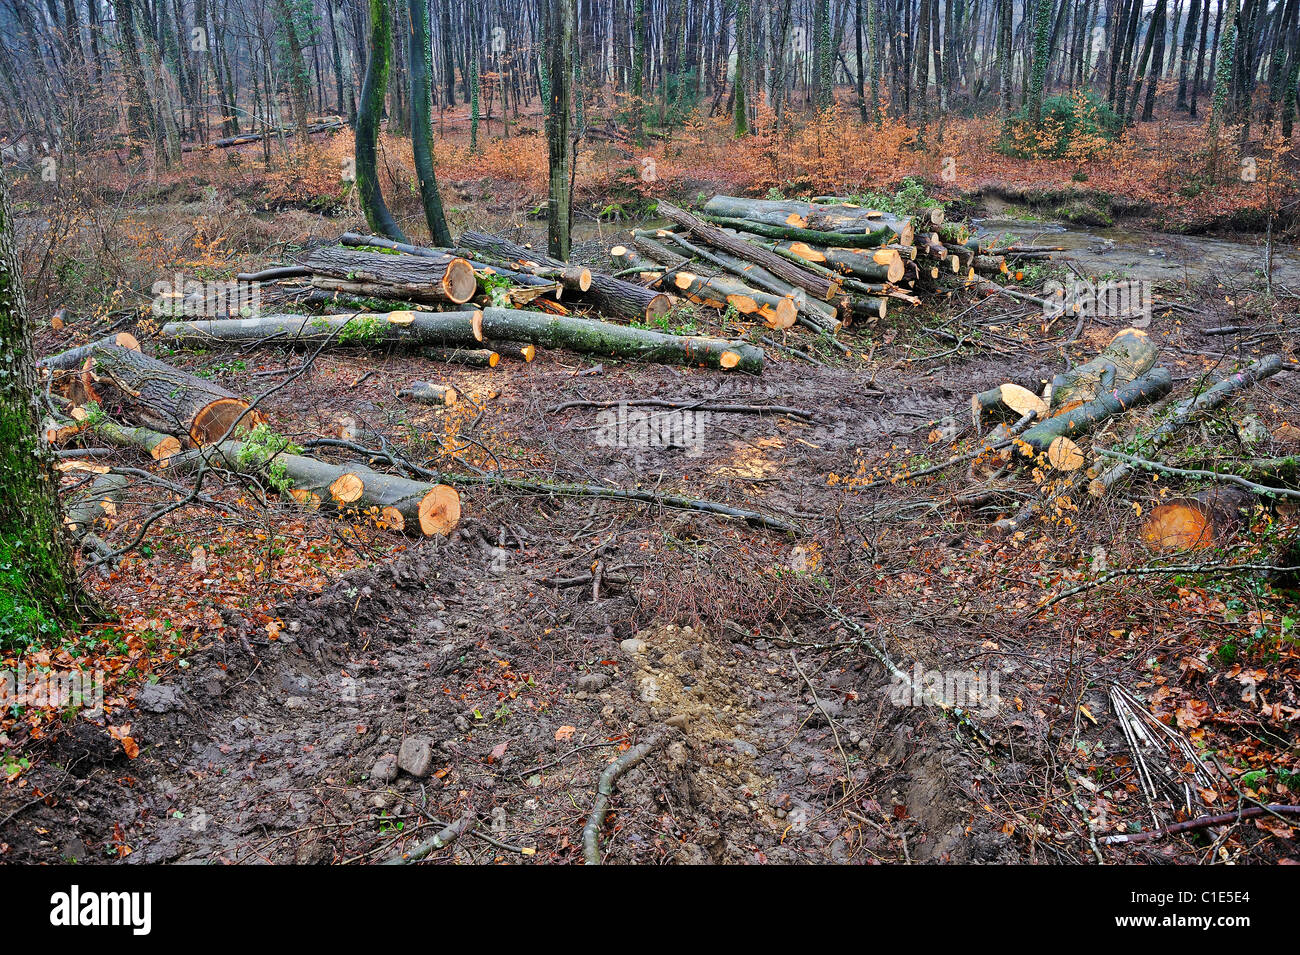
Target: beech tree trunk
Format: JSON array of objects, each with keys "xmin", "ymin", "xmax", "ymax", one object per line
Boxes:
[{"xmin": 0, "ymin": 170, "xmax": 82, "ymax": 641}]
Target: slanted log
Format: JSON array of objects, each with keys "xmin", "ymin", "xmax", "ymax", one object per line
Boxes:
[
  {"xmin": 610, "ymin": 246, "xmax": 797, "ymax": 329},
  {"xmin": 1049, "ymin": 328, "xmax": 1158, "ymax": 411},
  {"xmin": 78, "ymin": 346, "xmax": 263, "ymax": 447},
  {"xmin": 456, "ymin": 231, "xmax": 672, "ymax": 323},
  {"xmin": 479, "ymin": 307, "xmax": 764, "ymax": 373},
  {"xmin": 339, "ymin": 231, "xmax": 592, "ymax": 292},
  {"xmin": 299, "ymin": 246, "xmax": 477, "ymax": 304},
  {"xmin": 170, "ymin": 442, "xmax": 461, "ymax": 536},
  {"xmin": 634, "ymin": 231, "xmax": 841, "ymax": 334},
  {"xmin": 39, "ymin": 333, "xmax": 141, "ymax": 371},
  {"xmin": 701, "ymin": 196, "xmax": 915, "ymax": 245},
  {"xmin": 1018, "ymin": 368, "xmax": 1174, "ymax": 470},
  {"xmin": 1090, "ymin": 355, "xmax": 1285, "ymax": 496},
  {"xmin": 63, "ymin": 472, "xmax": 128, "ymax": 540},
  {"xmin": 157, "ymin": 311, "xmax": 484, "ymax": 350},
  {"xmin": 749, "ymin": 239, "xmax": 905, "ymax": 284},
  {"xmin": 655, "ymin": 201, "xmax": 842, "ymax": 301}
]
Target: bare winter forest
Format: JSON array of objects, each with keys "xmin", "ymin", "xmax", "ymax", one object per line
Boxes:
[{"xmin": 0, "ymin": 0, "xmax": 1297, "ymax": 875}]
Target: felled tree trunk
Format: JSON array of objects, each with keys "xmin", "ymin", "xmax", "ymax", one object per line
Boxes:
[
  {"xmin": 299, "ymin": 246, "xmax": 477, "ymax": 304},
  {"xmin": 1019, "ymin": 367, "xmax": 1174, "ymax": 471},
  {"xmin": 399, "ymin": 381, "xmax": 458, "ymax": 405},
  {"xmin": 157, "ymin": 311, "xmax": 484, "ymax": 350},
  {"xmin": 45, "ymin": 414, "xmax": 182, "ymax": 462},
  {"xmin": 64, "ymin": 472, "xmax": 128, "ymax": 537},
  {"xmin": 338, "ymin": 232, "xmax": 592, "ymax": 291},
  {"xmin": 1049, "ymin": 327, "xmax": 1158, "ymax": 411},
  {"xmin": 171, "ymin": 442, "xmax": 462, "ymax": 536},
  {"xmin": 630, "ymin": 231, "xmax": 842, "ymax": 334},
  {"xmin": 480, "ymin": 307, "xmax": 764, "ymax": 373},
  {"xmin": 702, "ymin": 214, "xmax": 909, "ymax": 250},
  {"xmin": 1090, "ymin": 354, "xmax": 1285, "ymax": 496},
  {"xmin": 422, "ymin": 347, "xmax": 499, "ymax": 367},
  {"xmin": 971, "ymin": 382, "xmax": 1049, "ymax": 432},
  {"xmin": 78, "ymin": 345, "xmax": 262, "ymax": 447},
  {"xmin": 655, "ymin": 201, "xmax": 843, "ymax": 301},
  {"xmin": 610, "ymin": 246, "xmax": 797, "ymax": 329},
  {"xmin": 1141, "ymin": 487, "xmax": 1259, "ymax": 551},
  {"xmin": 701, "ymin": 196, "xmax": 916, "ymax": 245},
  {"xmin": 762, "ymin": 240, "xmax": 905, "ymax": 284},
  {"xmin": 456, "ymin": 231, "xmax": 672, "ymax": 322},
  {"xmin": 39, "ymin": 333, "xmax": 141, "ymax": 371}
]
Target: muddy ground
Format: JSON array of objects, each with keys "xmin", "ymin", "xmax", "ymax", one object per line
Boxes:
[{"xmin": 3, "ymin": 207, "xmax": 1298, "ymax": 865}]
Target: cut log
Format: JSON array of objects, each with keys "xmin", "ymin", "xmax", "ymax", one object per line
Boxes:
[
  {"xmin": 632, "ymin": 231, "xmax": 841, "ymax": 333},
  {"xmin": 422, "ymin": 347, "xmax": 499, "ymax": 367},
  {"xmin": 702, "ymin": 214, "xmax": 909, "ymax": 250},
  {"xmin": 39, "ymin": 333, "xmax": 141, "ymax": 371},
  {"xmin": 298, "ymin": 246, "xmax": 477, "ymax": 305},
  {"xmin": 77, "ymin": 345, "xmax": 263, "ymax": 447},
  {"xmin": 488, "ymin": 342, "xmax": 536, "ymax": 363},
  {"xmin": 399, "ymin": 381, "xmax": 458, "ymax": 405},
  {"xmin": 971, "ymin": 383, "xmax": 1050, "ymax": 432},
  {"xmin": 1090, "ymin": 355, "xmax": 1285, "ymax": 496},
  {"xmin": 610, "ymin": 246, "xmax": 797, "ymax": 329},
  {"xmin": 700, "ymin": 196, "xmax": 915, "ymax": 245},
  {"xmin": 1141, "ymin": 488, "xmax": 1259, "ymax": 551},
  {"xmin": 339, "ymin": 232, "xmax": 592, "ymax": 292},
  {"xmin": 655, "ymin": 201, "xmax": 842, "ymax": 301},
  {"xmin": 86, "ymin": 418, "xmax": 182, "ymax": 462},
  {"xmin": 455, "ymin": 231, "xmax": 672, "ymax": 323},
  {"xmin": 170, "ymin": 442, "xmax": 461, "ymax": 536},
  {"xmin": 742, "ymin": 237, "xmax": 905, "ymax": 284},
  {"xmin": 64, "ymin": 472, "xmax": 128, "ymax": 536},
  {"xmin": 157, "ymin": 311, "xmax": 484, "ymax": 350},
  {"xmin": 1049, "ymin": 328, "xmax": 1158, "ymax": 411},
  {"xmin": 1018, "ymin": 367, "xmax": 1174, "ymax": 467},
  {"xmin": 479, "ymin": 307, "xmax": 764, "ymax": 373}
]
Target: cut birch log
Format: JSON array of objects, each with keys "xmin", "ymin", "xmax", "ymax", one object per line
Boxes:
[
  {"xmin": 298, "ymin": 246, "xmax": 478, "ymax": 304},
  {"xmin": 479, "ymin": 307, "xmax": 764, "ymax": 373},
  {"xmin": 399, "ymin": 381, "xmax": 458, "ymax": 405},
  {"xmin": 157, "ymin": 311, "xmax": 484, "ymax": 349},
  {"xmin": 610, "ymin": 245, "xmax": 797, "ymax": 329},
  {"xmin": 76, "ymin": 345, "xmax": 264, "ymax": 447},
  {"xmin": 1049, "ymin": 328, "xmax": 1158, "ymax": 411},
  {"xmin": 169, "ymin": 442, "xmax": 462, "ymax": 536}
]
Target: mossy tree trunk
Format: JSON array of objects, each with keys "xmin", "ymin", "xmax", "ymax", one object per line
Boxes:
[
  {"xmin": 273, "ymin": 0, "xmax": 312, "ymax": 149},
  {"xmin": 545, "ymin": 0, "xmax": 575, "ymax": 260},
  {"xmin": 0, "ymin": 171, "xmax": 82, "ymax": 647},
  {"xmin": 357, "ymin": 0, "xmax": 406, "ymax": 240},
  {"xmin": 409, "ymin": 0, "xmax": 453, "ymax": 245}
]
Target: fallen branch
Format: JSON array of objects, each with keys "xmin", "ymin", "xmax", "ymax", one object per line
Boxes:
[{"xmin": 582, "ymin": 732, "xmax": 665, "ymax": 865}]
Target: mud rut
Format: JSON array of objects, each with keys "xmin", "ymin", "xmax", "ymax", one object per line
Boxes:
[{"xmin": 12, "ymin": 298, "xmax": 1274, "ymax": 865}]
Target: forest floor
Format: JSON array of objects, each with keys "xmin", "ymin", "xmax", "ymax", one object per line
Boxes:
[{"xmin": 2, "ymin": 110, "xmax": 1299, "ymax": 864}]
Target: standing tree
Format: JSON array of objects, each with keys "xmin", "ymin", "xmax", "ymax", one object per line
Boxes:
[
  {"xmin": 410, "ymin": 0, "xmax": 453, "ymax": 245},
  {"xmin": 0, "ymin": 170, "xmax": 81, "ymax": 648},
  {"xmin": 734, "ymin": 0, "xmax": 749, "ymax": 136},
  {"xmin": 1208, "ymin": 0, "xmax": 1240, "ymax": 178},
  {"xmin": 273, "ymin": 0, "xmax": 312, "ymax": 149},
  {"xmin": 356, "ymin": 0, "xmax": 406, "ymax": 240},
  {"xmin": 545, "ymin": 0, "xmax": 575, "ymax": 259}
]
